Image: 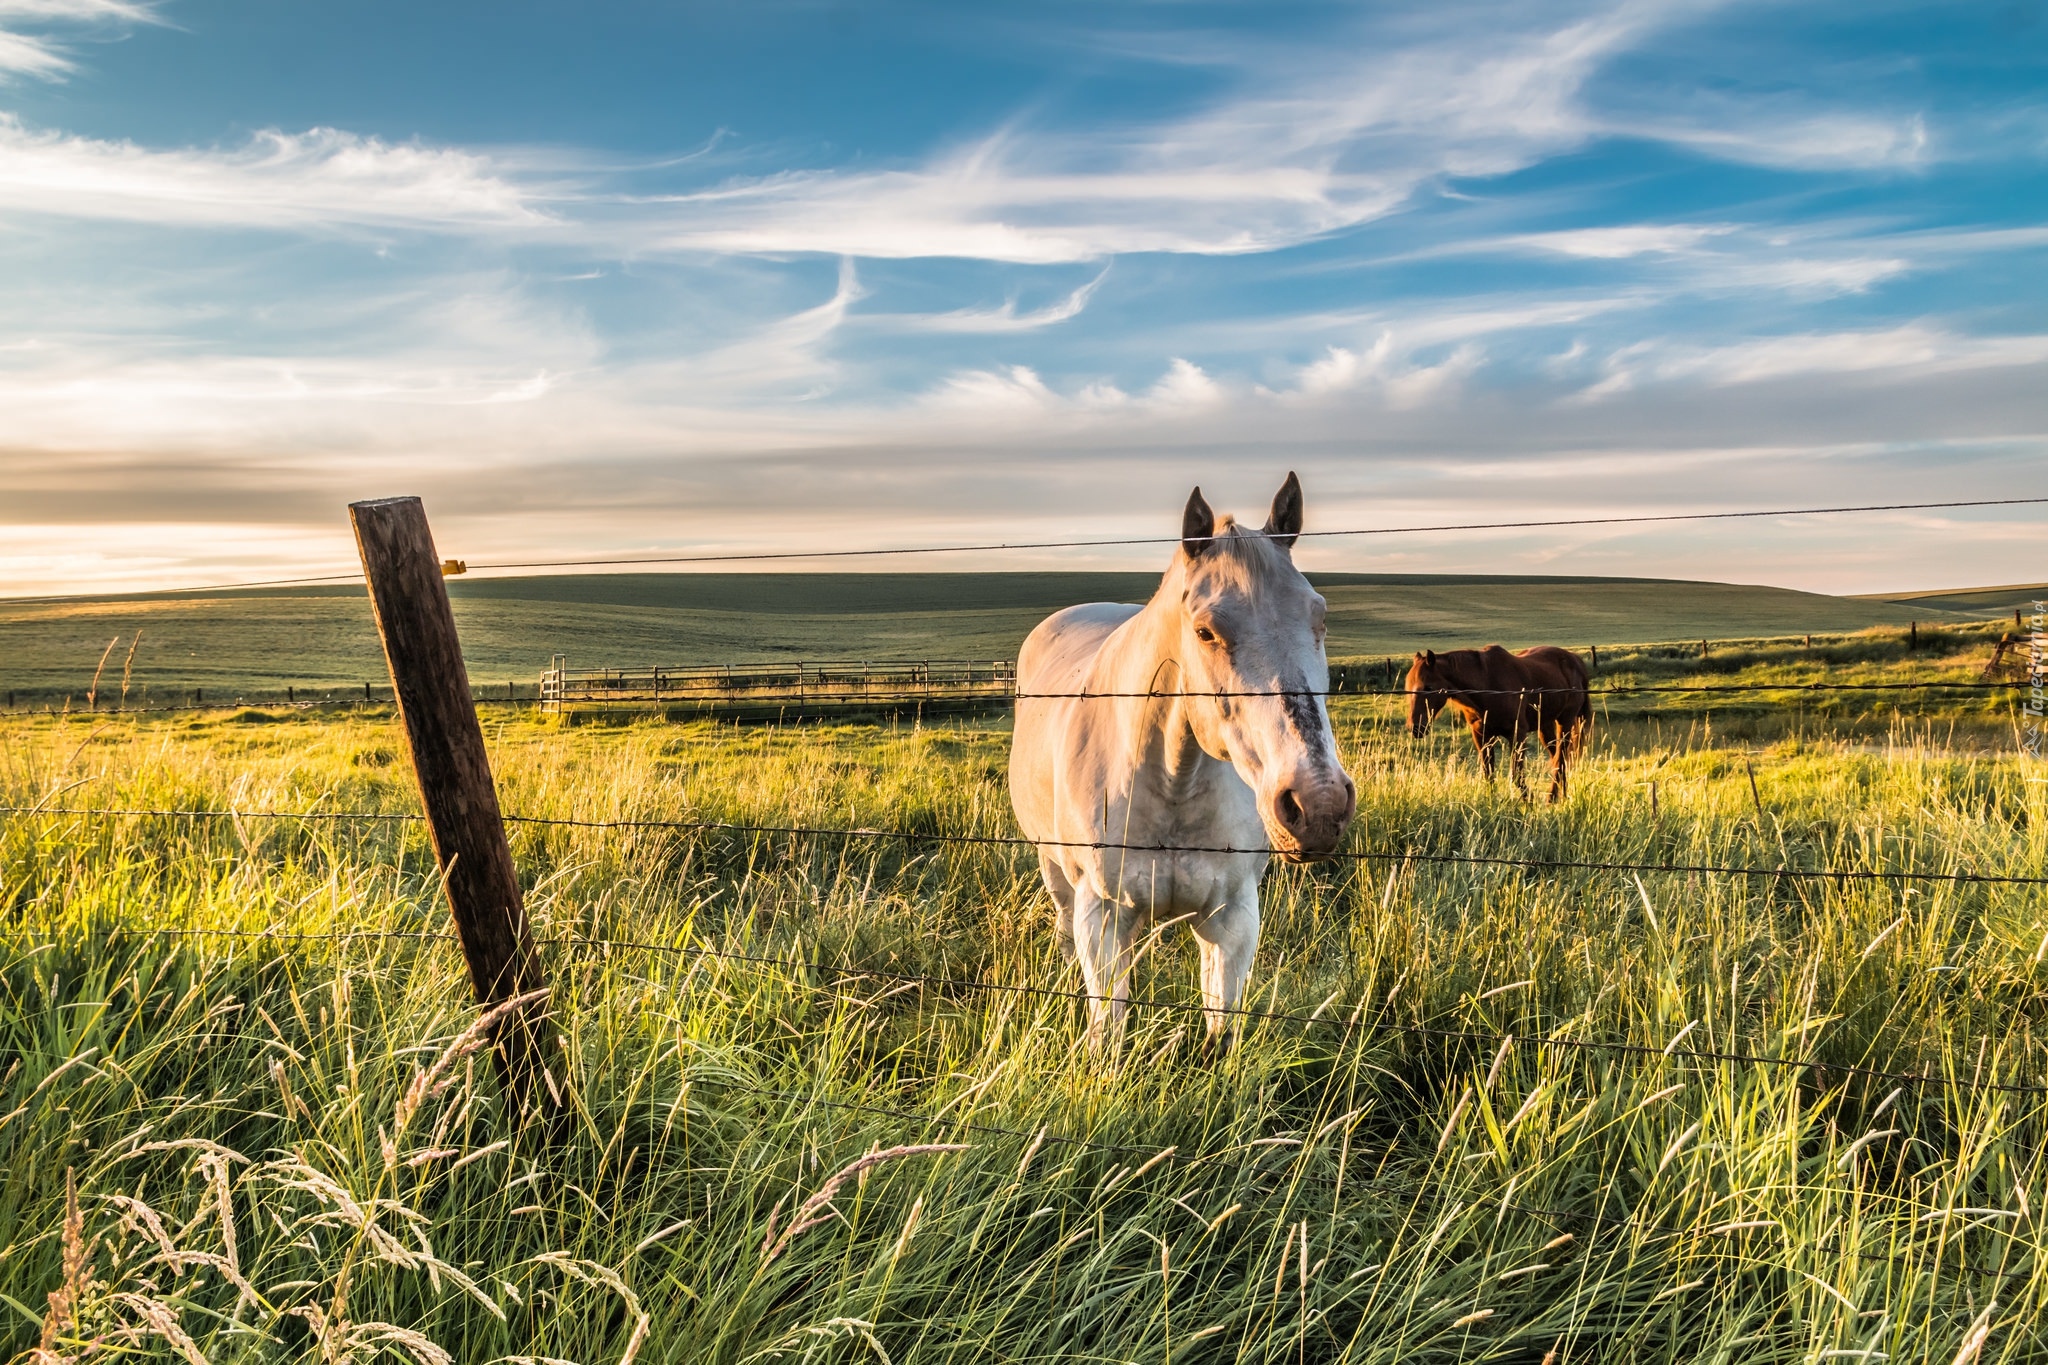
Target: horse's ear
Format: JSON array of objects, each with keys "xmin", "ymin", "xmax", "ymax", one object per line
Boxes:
[
  {"xmin": 1425, "ymin": 649, "xmax": 1436, "ymax": 665},
  {"xmin": 1263, "ymin": 471, "xmax": 1303, "ymax": 549},
  {"xmin": 1182, "ymin": 486, "xmax": 1216, "ymax": 558}
]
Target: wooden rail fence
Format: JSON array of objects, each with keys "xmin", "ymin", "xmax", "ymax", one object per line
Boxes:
[{"xmin": 537, "ymin": 656, "xmax": 1018, "ymax": 720}]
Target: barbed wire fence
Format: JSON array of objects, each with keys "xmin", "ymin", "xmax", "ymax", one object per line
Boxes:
[
  {"xmin": 5, "ymin": 802, "xmax": 2044, "ymax": 887},
  {"xmin": 5, "ymin": 492, "xmax": 2045, "ymax": 1288},
  {"xmin": 11, "ymin": 805, "xmax": 2046, "ymax": 1095},
  {"xmin": 0, "ymin": 675, "xmax": 2031, "ymax": 721},
  {"xmin": 50, "ymin": 917, "xmax": 2048, "ymax": 1285}
]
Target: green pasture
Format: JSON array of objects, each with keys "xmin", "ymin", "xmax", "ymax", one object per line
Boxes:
[
  {"xmin": 5, "ymin": 570, "xmax": 2027, "ymax": 706},
  {"xmin": 2, "ymin": 668, "xmax": 2044, "ymax": 1361}
]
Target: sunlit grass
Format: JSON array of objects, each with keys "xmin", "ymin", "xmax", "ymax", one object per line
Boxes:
[{"xmin": 2, "ymin": 687, "xmax": 2044, "ymax": 1361}]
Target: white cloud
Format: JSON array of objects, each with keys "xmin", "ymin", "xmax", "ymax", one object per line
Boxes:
[
  {"xmin": 618, "ymin": 8, "xmax": 1666, "ymax": 263},
  {"xmin": 1625, "ymin": 106, "xmax": 1930, "ymax": 170},
  {"xmin": 1509, "ymin": 224, "xmax": 1738, "ymax": 258},
  {"xmin": 922, "ymin": 364, "xmax": 1060, "ymax": 414},
  {"xmin": 1593, "ymin": 325, "xmax": 2048, "ymax": 392},
  {"xmin": 1147, "ymin": 357, "xmax": 1221, "ymax": 407},
  {"xmin": 0, "ymin": 119, "xmax": 555, "ymax": 229},
  {"xmin": 0, "ymin": 1, "xmax": 1675, "ymax": 260},
  {"xmin": 1284, "ymin": 336, "xmax": 1485, "ymax": 408},
  {"xmin": 0, "ymin": 1, "xmax": 1976, "ymax": 268},
  {"xmin": 0, "ymin": 1, "xmax": 154, "ymax": 16},
  {"xmin": 658, "ymin": 257, "xmax": 866, "ymax": 399},
  {"xmin": 862, "ymin": 267, "xmax": 1108, "ymax": 333},
  {"xmin": 0, "ymin": 0, "xmax": 155, "ymax": 80},
  {"xmin": 0, "ymin": 28, "xmax": 66, "ymax": 75}
]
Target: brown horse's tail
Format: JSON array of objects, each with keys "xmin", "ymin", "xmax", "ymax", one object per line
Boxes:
[{"xmin": 1568, "ymin": 649, "xmax": 1594, "ymax": 756}]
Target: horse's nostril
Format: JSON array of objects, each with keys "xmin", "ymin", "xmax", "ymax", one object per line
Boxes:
[{"xmin": 1277, "ymin": 789, "xmax": 1305, "ymax": 829}]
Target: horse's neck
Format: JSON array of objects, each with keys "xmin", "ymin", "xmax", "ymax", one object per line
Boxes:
[
  {"xmin": 1090, "ymin": 598, "xmax": 1208, "ymax": 789},
  {"xmin": 1446, "ymin": 651, "xmax": 1505, "ymax": 703}
]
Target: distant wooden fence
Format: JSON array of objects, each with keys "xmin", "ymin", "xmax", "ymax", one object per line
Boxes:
[
  {"xmin": 535, "ymin": 655, "xmax": 1439, "ymax": 721},
  {"xmin": 537, "ymin": 657, "xmax": 1018, "ymax": 721}
]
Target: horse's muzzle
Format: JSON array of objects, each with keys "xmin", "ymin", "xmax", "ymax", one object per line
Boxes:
[{"xmin": 1266, "ymin": 774, "xmax": 1356, "ymax": 861}]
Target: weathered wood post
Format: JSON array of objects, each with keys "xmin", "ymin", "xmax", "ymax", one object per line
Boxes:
[{"xmin": 350, "ymin": 496, "xmax": 561, "ymax": 1127}]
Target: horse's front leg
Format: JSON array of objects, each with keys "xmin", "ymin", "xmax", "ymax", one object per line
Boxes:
[
  {"xmin": 1539, "ymin": 718, "xmax": 1569, "ymax": 802},
  {"xmin": 1073, "ymin": 886, "xmax": 1140, "ymax": 1050},
  {"xmin": 1038, "ymin": 853, "xmax": 1080, "ymax": 960},
  {"xmin": 1470, "ymin": 721, "xmax": 1495, "ymax": 781},
  {"xmin": 1193, "ymin": 884, "xmax": 1260, "ymax": 1045}
]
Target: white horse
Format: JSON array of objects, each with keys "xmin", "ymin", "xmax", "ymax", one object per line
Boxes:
[{"xmin": 1009, "ymin": 473, "xmax": 1357, "ymax": 1045}]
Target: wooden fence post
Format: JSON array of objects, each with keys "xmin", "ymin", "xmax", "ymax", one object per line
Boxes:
[{"xmin": 350, "ymin": 496, "xmax": 562, "ymax": 1127}]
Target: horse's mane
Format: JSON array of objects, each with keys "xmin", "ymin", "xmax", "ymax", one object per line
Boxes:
[{"xmin": 1159, "ymin": 514, "xmax": 1297, "ymax": 598}]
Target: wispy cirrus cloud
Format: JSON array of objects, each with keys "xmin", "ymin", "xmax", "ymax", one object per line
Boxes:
[
  {"xmin": 0, "ymin": 0, "xmax": 1987, "ymax": 265},
  {"xmin": 0, "ymin": 2, "xmax": 1725, "ymax": 259},
  {"xmin": 0, "ymin": 119, "xmax": 556, "ymax": 229},
  {"xmin": 1578, "ymin": 324, "xmax": 2048, "ymax": 396},
  {"xmin": 621, "ymin": 4, "xmax": 1668, "ymax": 263},
  {"xmin": 0, "ymin": 0, "xmax": 155, "ymax": 79},
  {"xmin": 859, "ymin": 268, "xmax": 1109, "ymax": 334},
  {"xmin": 1, "ymin": 0, "xmax": 2043, "ymax": 596}
]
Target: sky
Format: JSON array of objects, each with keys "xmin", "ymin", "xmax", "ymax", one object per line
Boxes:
[{"xmin": 1, "ymin": 0, "xmax": 2044, "ymax": 597}]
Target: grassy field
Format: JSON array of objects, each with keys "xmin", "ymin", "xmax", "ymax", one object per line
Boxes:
[
  {"xmin": 4, "ymin": 570, "xmax": 2019, "ymax": 707},
  {"xmin": 2, "ymin": 633, "xmax": 2044, "ymax": 1362}
]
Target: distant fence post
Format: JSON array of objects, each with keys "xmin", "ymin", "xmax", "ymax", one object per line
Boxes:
[{"xmin": 350, "ymin": 496, "xmax": 561, "ymax": 1129}]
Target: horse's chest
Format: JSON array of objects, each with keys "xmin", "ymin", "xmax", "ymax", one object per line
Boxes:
[{"xmin": 1093, "ymin": 774, "xmax": 1255, "ymax": 913}]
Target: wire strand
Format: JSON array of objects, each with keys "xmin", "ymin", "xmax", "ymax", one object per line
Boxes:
[
  {"xmin": 77, "ymin": 923, "xmax": 2034, "ymax": 1276},
  {"xmin": 60, "ymin": 920, "xmax": 2048, "ymax": 1096},
  {"xmin": 7, "ymin": 804, "xmax": 2043, "ymax": 886},
  {"xmin": 9, "ymin": 494, "xmax": 2042, "ymax": 603},
  {"xmin": 466, "ymin": 496, "xmax": 2048, "ymax": 571},
  {"xmin": 1, "ymin": 677, "xmax": 2027, "ymax": 719}
]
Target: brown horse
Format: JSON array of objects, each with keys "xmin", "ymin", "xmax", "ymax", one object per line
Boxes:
[{"xmin": 1405, "ymin": 646, "xmax": 1591, "ymax": 801}]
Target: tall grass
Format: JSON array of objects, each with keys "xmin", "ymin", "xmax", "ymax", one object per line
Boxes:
[{"xmin": 2, "ymin": 696, "xmax": 2044, "ymax": 1362}]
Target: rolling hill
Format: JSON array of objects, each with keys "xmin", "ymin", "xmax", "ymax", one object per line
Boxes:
[{"xmin": 0, "ymin": 570, "xmax": 2002, "ymax": 705}]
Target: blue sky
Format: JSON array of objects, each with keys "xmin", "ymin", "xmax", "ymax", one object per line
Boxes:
[{"xmin": 1, "ymin": 0, "xmax": 2044, "ymax": 594}]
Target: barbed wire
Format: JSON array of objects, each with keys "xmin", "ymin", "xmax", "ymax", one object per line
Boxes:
[
  {"xmin": 703, "ymin": 1081, "xmax": 2038, "ymax": 1281},
  {"xmin": 0, "ymin": 696, "xmax": 534, "ymax": 717},
  {"xmin": 60, "ymin": 921, "xmax": 2048, "ymax": 1096},
  {"xmin": 5, "ymin": 675, "xmax": 2017, "ymax": 721},
  {"xmin": 463, "ymin": 495, "xmax": 2048, "ymax": 571},
  {"xmin": 114, "ymin": 925, "xmax": 2017, "ymax": 1275},
  {"xmin": 553, "ymin": 929, "xmax": 2048, "ymax": 1096},
  {"xmin": 1023, "ymin": 681, "xmax": 2028, "ymax": 699},
  {"xmin": 533, "ymin": 678, "xmax": 2028, "ymax": 702},
  {"xmin": 56, "ymin": 922, "xmax": 2036, "ymax": 1280},
  {"xmin": 7, "ymin": 494, "xmax": 2042, "ymax": 606},
  {"xmin": 7, "ymin": 803, "xmax": 2045, "ymax": 887}
]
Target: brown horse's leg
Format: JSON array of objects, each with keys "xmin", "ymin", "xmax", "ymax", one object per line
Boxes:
[{"xmin": 1471, "ymin": 719, "xmax": 1494, "ymax": 781}]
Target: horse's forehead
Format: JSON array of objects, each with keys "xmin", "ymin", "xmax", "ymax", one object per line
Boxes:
[{"xmin": 1183, "ymin": 549, "xmax": 1317, "ymax": 622}]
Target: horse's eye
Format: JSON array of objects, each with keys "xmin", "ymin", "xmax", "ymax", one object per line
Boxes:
[{"xmin": 1194, "ymin": 626, "xmax": 1216, "ymax": 643}]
